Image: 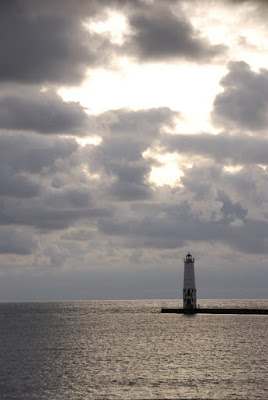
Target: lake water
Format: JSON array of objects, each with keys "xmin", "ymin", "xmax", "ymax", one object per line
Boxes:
[{"xmin": 0, "ymin": 299, "xmax": 267, "ymax": 399}]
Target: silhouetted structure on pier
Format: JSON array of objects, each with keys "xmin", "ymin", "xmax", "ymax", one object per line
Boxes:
[
  {"xmin": 161, "ymin": 253, "xmax": 268, "ymax": 315},
  {"xmin": 183, "ymin": 253, "xmax": 196, "ymax": 310}
]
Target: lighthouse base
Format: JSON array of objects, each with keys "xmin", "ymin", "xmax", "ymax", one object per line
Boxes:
[{"xmin": 161, "ymin": 308, "xmax": 268, "ymax": 315}]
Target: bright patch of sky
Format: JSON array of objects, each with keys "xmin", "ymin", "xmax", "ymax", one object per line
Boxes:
[
  {"xmin": 84, "ymin": 12, "xmax": 128, "ymax": 45},
  {"xmin": 57, "ymin": 5, "xmax": 268, "ymax": 187},
  {"xmin": 188, "ymin": 2, "xmax": 268, "ymax": 69}
]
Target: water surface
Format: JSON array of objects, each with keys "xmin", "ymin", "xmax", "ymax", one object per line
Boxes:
[{"xmin": 0, "ymin": 299, "xmax": 267, "ymax": 399}]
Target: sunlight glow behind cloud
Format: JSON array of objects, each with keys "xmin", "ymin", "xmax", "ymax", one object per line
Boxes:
[{"xmin": 84, "ymin": 12, "xmax": 128, "ymax": 45}]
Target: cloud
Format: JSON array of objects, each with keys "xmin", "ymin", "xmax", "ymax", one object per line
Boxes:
[
  {"xmin": 0, "ymin": 0, "xmax": 228, "ymax": 88},
  {"xmin": 161, "ymin": 132, "xmax": 268, "ymax": 165},
  {"xmin": 0, "ymin": 227, "xmax": 38, "ymax": 255},
  {"xmin": 0, "ymin": 102, "xmax": 266, "ymax": 261},
  {"xmin": 88, "ymin": 142, "xmax": 154, "ymax": 202},
  {"xmin": 0, "ymin": 132, "xmax": 111, "ymax": 230},
  {"xmin": 211, "ymin": 61, "xmax": 268, "ymax": 132},
  {"xmin": 43, "ymin": 244, "xmax": 68, "ymax": 267},
  {"xmin": 0, "ymin": 0, "xmax": 115, "ymax": 85},
  {"xmin": 0, "ymin": 92, "xmax": 177, "ymax": 138},
  {"xmin": 179, "ymin": 161, "xmax": 268, "ymax": 215},
  {"xmin": 123, "ymin": 5, "xmax": 227, "ymax": 62},
  {"xmin": 217, "ymin": 190, "xmax": 247, "ymax": 220},
  {"xmin": 0, "ymin": 90, "xmax": 92, "ymax": 135},
  {"xmin": 0, "ymin": 165, "xmax": 39, "ymax": 198},
  {"xmin": 95, "ymin": 107, "xmax": 178, "ymax": 140},
  {"xmin": 94, "ymin": 150, "xmax": 268, "ymax": 255},
  {"xmin": 61, "ymin": 229, "xmax": 95, "ymax": 241},
  {"xmin": 86, "ymin": 107, "xmax": 178, "ymax": 200},
  {"xmin": 0, "ymin": 132, "xmax": 77, "ymax": 173},
  {"xmin": 0, "ymin": 196, "xmax": 111, "ymax": 231},
  {"xmin": 98, "ymin": 196, "xmax": 268, "ymax": 254},
  {"xmin": 0, "ymin": 106, "xmax": 177, "ymax": 232}
]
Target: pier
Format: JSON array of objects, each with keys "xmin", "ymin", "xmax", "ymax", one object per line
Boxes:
[
  {"xmin": 161, "ymin": 308, "xmax": 268, "ymax": 315},
  {"xmin": 162, "ymin": 253, "xmax": 268, "ymax": 315}
]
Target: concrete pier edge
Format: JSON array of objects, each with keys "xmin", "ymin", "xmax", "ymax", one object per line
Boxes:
[{"xmin": 161, "ymin": 308, "xmax": 268, "ymax": 315}]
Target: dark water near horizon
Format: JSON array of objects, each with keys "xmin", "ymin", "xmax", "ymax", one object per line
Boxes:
[{"xmin": 0, "ymin": 299, "xmax": 267, "ymax": 400}]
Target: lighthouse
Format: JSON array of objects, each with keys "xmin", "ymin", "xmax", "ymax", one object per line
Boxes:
[
  {"xmin": 161, "ymin": 252, "xmax": 268, "ymax": 314},
  {"xmin": 183, "ymin": 253, "xmax": 197, "ymax": 310}
]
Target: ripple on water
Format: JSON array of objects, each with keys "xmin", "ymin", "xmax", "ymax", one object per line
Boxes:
[{"xmin": 0, "ymin": 299, "xmax": 267, "ymax": 399}]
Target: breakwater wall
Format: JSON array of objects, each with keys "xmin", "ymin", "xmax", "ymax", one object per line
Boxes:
[{"xmin": 161, "ymin": 308, "xmax": 268, "ymax": 315}]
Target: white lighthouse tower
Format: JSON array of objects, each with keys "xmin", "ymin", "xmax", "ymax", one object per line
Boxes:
[{"xmin": 183, "ymin": 253, "xmax": 197, "ymax": 310}]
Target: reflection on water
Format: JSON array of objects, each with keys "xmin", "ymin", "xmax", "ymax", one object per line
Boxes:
[{"xmin": 0, "ymin": 299, "xmax": 267, "ymax": 399}]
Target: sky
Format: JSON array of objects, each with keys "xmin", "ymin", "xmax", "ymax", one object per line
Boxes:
[{"xmin": 0, "ymin": 0, "xmax": 268, "ymax": 301}]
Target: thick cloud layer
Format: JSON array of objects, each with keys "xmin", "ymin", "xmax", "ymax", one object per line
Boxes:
[
  {"xmin": 0, "ymin": 0, "xmax": 228, "ymax": 87},
  {"xmin": 87, "ymin": 107, "xmax": 177, "ymax": 200},
  {"xmin": 0, "ymin": 227, "xmax": 38, "ymax": 255},
  {"xmin": 0, "ymin": 0, "xmax": 267, "ymax": 300},
  {"xmin": 0, "ymin": 133, "xmax": 77, "ymax": 172},
  {"xmin": 96, "ymin": 159, "xmax": 268, "ymax": 254},
  {"xmin": 124, "ymin": 6, "xmax": 227, "ymax": 62},
  {"xmin": 0, "ymin": 90, "xmax": 92, "ymax": 134},
  {"xmin": 162, "ymin": 132, "xmax": 268, "ymax": 165},
  {"xmin": 212, "ymin": 61, "xmax": 268, "ymax": 132},
  {"xmin": 0, "ymin": 0, "xmax": 114, "ymax": 85}
]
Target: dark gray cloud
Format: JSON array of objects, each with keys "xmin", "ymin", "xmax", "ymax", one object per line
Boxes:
[
  {"xmin": 0, "ymin": 90, "xmax": 92, "ymax": 135},
  {"xmin": 98, "ymin": 196, "xmax": 268, "ymax": 254},
  {"xmin": 0, "ymin": 0, "xmax": 266, "ymax": 90},
  {"xmin": 61, "ymin": 229, "xmax": 95, "ymax": 241},
  {"xmin": 0, "ymin": 227, "xmax": 38, "ymax": 255},
  {"xmin": 84, "ymin": 107, "xmax": 177, "ymax": 201},
  {"xmin": 217, "ymin": 190, "xmax": 247, "ymax": 220},
  {"xmin": 0, "ymin": 196, "xmax": 111, "ymax": 231},
  {"xmin": 0, "ymin": 92, "xmax": 177, "ymax": 137},
  {"xmin": 0, "ymin": 131, "xmax": 111, "ymax": 229},
  {"xmin": 44, "ymin": 187, "xmax": 91, "ymax": 209},
  {"xmin": 88, "ymin": 140, "xmax": 154, "ymax": 201},
  {"xmin": 109, "ymin": 178, "xmax": 152, "ymax": 201},
  {"xmin": 0, "ymin": 132, "xmax": 77, "ymax": 173},
  {"xmin": 43, "ymin": 245, "xmax": 68, "ymax": 267},
  {"xmin": 0, "ymin": 166, "xmax": 39, "ymax": 198},
  {"xmin": 0, "ymin": 102, "xmax": 266, "ymax": 264},
  {"xmin": 0, "ymin": 0, "xmax": 229, "ymax": 88},
  {"xmin": 0, "ymin": 0, "xmax": 115, "ymax": 85},
  {"xmin": 0, "ymin": 107, "xmax": 176, "ymax": 232},
  {"xmin": 1, "ymin": 102, "xmax": 266, "ymax": 255},
  {"xmin": 179, "ymin": 161, "xmax": 268, "ymax": 212},
  {"xmin": 226, "ymin": 0, "xmax": 268, "ymax": 13},
  {"xmin": 123, "ymin": 5, "xmax": 227, "ymax": 62},
  {"xmin": 212, "ymin": 61, "xmax": 268, "ymax": 132},
  {"xmin": 94, "ymin": 153, "xmax": 268, "ymax": 255},
  {"xmin": 0, "ymin": 131, "xmax": 79, "ymax": 200},
  {"xmin": 161, "ymin": 132, "xmax": 268, "ymax": 165},
  {"xmin": 87, "ymin": 107, "xmax": 178, "ymax": 200},
  {"xmin": 95, "ymin": 107, "xmax": 178, "ymax": 140}
]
